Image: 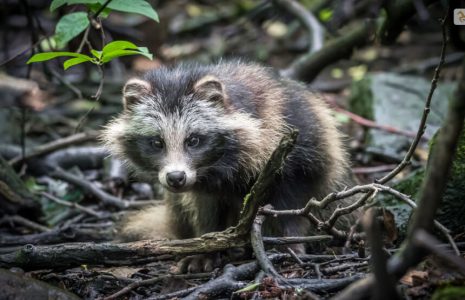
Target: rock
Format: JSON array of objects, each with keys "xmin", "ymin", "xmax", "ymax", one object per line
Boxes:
[{"xmin": 349, "ymin": 73, "xmax": 455, "ymax": 158}]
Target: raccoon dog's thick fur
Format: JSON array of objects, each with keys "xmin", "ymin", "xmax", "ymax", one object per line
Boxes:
[{"xmin": 103, "ymin": 60, "xmax": 355, "ymax": 250}]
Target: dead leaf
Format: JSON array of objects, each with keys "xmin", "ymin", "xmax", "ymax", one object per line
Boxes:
[
  {"xmin": 382, "ymin": 208, "xmax": 398, "ymax": 243},
  {"xmin": 400, "ymin": 270, "xmax": 429, "ymax": 286}
]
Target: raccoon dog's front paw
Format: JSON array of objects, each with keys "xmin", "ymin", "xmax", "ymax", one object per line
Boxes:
[{"xmin": 177, "ymin": 253, "xmax": 221, "ymax": 273}]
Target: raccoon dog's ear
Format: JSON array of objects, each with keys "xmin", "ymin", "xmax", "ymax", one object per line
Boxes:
[
  {"xmin": 122, "ymin": 78, "xmax": 152, "ymax": 110},
  {"xmin": 193, "ymin": 75, "xmax": 225, "ymax": 103}
]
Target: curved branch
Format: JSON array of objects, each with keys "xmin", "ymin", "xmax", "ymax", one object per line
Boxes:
[
  {"xmin": 281, "ymin": 20, "xmax": 375, "ymax": 83},
  {"xmin": 272, "ymin": 0, "xmax": 324, "ymax": 53},
  {"xmin": 251, "ymin": 206, "xmax": 284, "ymax": 279}
]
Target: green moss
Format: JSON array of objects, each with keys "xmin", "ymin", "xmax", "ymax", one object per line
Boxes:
[
  {"xmin": 394, "ymin": 169, "xmax": 424, "ymax": 198},
  {"xmin": 349, "ymin": 76, "xmax": 374, "ymax": 121},
  {"xmin": 434, "ymin": 125, "xmax": 465, "ymax": 233},
  {"xmin": 349, "ymin": 77, "xmax": 375, "ymax": 146},
  {"xmin": 432, "ymin": 286, "xmax": 465, "ymax": 300},
  {"xmin": 380, "ymin": 123, "xmax": 465, "ymax": 238},
  {"xmin": 451, "ymin": 127, "xmax": 465, "ymax": 179},
  {"xmin": 379, "ymin": 169, "xmax": 424, "ymax": 242},
  {"xmin": 240, "ymin": 192, "xmax": 251, "ymax": 216}
]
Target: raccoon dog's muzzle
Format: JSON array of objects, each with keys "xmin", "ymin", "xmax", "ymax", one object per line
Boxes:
[{"xmin": 159, "ymin": 164, "xmax": 196, "ymax": 193}]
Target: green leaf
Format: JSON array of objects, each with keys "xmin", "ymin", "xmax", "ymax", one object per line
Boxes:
[
  {"xmin": 333, "ymin": 111, "xmax": 351, "ymax": 124},
  {"xmin": 90, "ymin": 49, "xmax": 102, "ymax": 59},
  {"xmin": 50, "ymin": 0, "xmax": 68, "ymax": 11},
  {"xmin": 101, "ymin": 48, "xmax": 153, "ymax": 63},
  {"xmin": 319, "ymin": 8, "xmax": 333, "ymax": 22},
  {"xmin": 107, "ymin": 0, "xmax": 159, "ymax": 22},
  {"xmin": 51, "ymin": 0, "xmax": 99, "ymax": 11},
  {"xmin": 39, "ymin": 37, "xmax": 58, "ymax": 51},
  {"xmin": 87, "ymin": 3, "xmax": 111, "ymax": 18},
  {"xmin": 102, "ymin": 40, "xmax": 138, "ymax": 54},
  {"xmin": 100, "ymin": 41, "xmax": 152, "ymax": 63},
  {"xmin": 235, "ymin": 283, "xmax": 260, "ymax": 293},
  {"xmin": 50, "ymin": 0, "xmax": 158, "ymax": 22},
  {"xmin": 63, "ymin": 57, "xmax": 93, "ymax": 69},
  {"xmin": 27, "ymin": 52, "xmax": 92, "ymax": 64},
  {"xmin": 55, "ymin": 12, "xmax": 90, "ymax": 47}
]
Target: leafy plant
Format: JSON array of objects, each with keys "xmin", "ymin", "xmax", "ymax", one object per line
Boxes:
[
  {"xmin": 27, "ymin": 0, "xmax": 157, "ymax": 69},
  {"xmin": 27, "ymin": 40, "xmax": 153, "ymax": 70}
]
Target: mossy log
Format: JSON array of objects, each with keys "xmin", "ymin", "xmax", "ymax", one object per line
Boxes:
[{"xmin": 0, "ymin": 155, "xmax": 40, "ymax": 216}]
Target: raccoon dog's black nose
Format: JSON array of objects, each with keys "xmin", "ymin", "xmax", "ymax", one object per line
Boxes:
[{"xmin": 166, "ymin": 171, "xmax": 186, "ymax": 188}]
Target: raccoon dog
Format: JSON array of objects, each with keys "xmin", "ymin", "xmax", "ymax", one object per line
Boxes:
[{"xmin": 103, "ymin": 61, "xmax": 356, "ymax": 271}]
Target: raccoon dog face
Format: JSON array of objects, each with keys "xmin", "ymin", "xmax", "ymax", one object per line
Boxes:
[{"xmin": 114, "ymin": 74, "xmax": 238, "ymax": 193}]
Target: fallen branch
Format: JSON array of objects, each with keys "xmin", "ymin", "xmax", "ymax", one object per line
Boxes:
[
  {"xmin": 8, "ymin": 130, "xmax": 100, "ymax": 166},
  {"xmin": 331, "ymin": 104, "xmax": 427, "ymax": 140},
  {"xmin": 103, "ymin": 272, "xmax": 213, "ymax": 300},
  {"xmin": 51, "ymin": 168, "xmax": 156, "ymax": 209},
  {"xmin": 0, "ymin": 224, "xmax": 114, "ymax": 246},
  {"xmin": 281, "ymin": 20, "xmax": 375, "ymax": 82},
  {"xmin": 0, "ymin": 215, "xmax": 50, "ymax": 233},
  {"xmin": 181, "ymin": 254, "xmax": 363, "ymax": 299},
  {"xmin": 235, "ymin": 129, "xmax": 298, "ymax": 235},
  {"xmin": 0, "ymin": 130, "xmax": 298, "ymax": 270},
  {"xmin": 251, "ymin": 205, "xmax": 284, "ymax": 279},
  {"xmin": 263, "ymin": 235, "xmax": 333, "ymax": 245}
]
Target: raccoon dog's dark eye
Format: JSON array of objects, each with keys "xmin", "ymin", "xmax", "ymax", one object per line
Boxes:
[
  {"xmin": 186, "ymin": 136, "xmax": 200, "ymax": 148},
  {"xmin": 151, "ymin": 137, "xmax": 164, "ymax": 150}
]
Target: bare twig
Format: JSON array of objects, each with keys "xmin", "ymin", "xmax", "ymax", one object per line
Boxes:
[
  {"xmin": 329, "ymin": 104, "xmax": 426, "ymax": 140},
  {"xmin": 93, "ymin": 0, "xmax": 113, "ymax": 18},
  {"xmin": 263, "ymin": 235, "xmax": 333, "ymax": 245},
  {"xmin": 352, "ymin": 164, "xmax": 399, "ymax": 174},
  {"xmin": 0, "ymin": 225, "xmax": 114, "ymax": 246},
  {"xmin": 103, "ymin": 272, "xmax": 212, "ymax": 300},
  {"xmin": 321, "ymin": 261, "xmax": 368, "ymax": 275},
  {"xmin": 376, "ymin": 184, "xmax": 460, "ymax": 255},
  {"xmin": 8, "ymin": 131, "xmax": 100, "ymax": 166},
  {"xmin": 77, "ymin": 26, "xmax": 91, "ymax": 53},
  {"xmin": 0, "ymin": 215, "xmax": 50, "ymax": 233},
  {"xmin": 261, "ymin": 181, "xmax": 456, "ymax": 252},
  {"xmin": 148, "ymin": 287, "xmax": 198, "ymax": 300},
  {"xmin": 51, "ymin": 168, "xmax": 156, "ymax": 209},
  {"xmin": 287, "ymin": 246, "xmax": 305, "ymax": 266},
  {"xmin": 74, "ymin": 65, "xmax": 105, "ymax": 133},
  {"xmin": 324, "ymin": 190, "xmax": 377, "ymax": 229},
  {"xmin": 77, "ymin": 0, "xmax": 112, "ymax": 53},
  {"xmin": 376, "ymin": 15, "xmax": 448, "ymax": 184},
  {"xmin": 41, "ymin": 192, "xmax": 102, "ymax": 218},
  {"xmin": 49, "ymin": 68, "xmax": 83, "ymax": 99}
]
